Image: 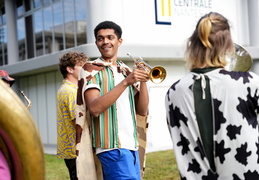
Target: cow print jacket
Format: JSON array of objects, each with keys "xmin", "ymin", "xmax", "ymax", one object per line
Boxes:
[{"xmin": 165, "ymin": 68, "xmax": 259, "ymax": 180}]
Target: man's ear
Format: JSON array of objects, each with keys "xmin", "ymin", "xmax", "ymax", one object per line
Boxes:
[
  {"xmin": 66, "ymin": 66, "xmax": 73, "ymax": 73},
  {"xmin": 118, "ymin": 38, "xmax": 123, "ymax": 46}
]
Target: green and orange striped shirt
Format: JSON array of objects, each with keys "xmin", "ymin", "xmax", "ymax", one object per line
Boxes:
[{"xmin": 87, "ymin": 61, "xmax": 138, "ymax": 149}]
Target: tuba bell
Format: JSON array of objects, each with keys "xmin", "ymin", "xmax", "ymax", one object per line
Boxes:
[
  {"xmin": 226, "ymin": 43, "xmax": 252, "ymax": 72},
  {"xmin": 127, "ymin": 53, "xmax": 167, "ymax": 83},
  {"xmin": 0, "ymin": 80, "xmax": 45, "ymax": 179}
]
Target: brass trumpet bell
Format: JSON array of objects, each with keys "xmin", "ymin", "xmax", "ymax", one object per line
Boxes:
[
  {"xmin": 149, "ymin": 65, "xmax": 167, "ymax": 84},
  {"xmin": 127, "ymin": 53, "xmax": 167, "ymax": 84},
  {"xmin": 226, "ymin": 43, "xmax": 252, "ymax": 72}
]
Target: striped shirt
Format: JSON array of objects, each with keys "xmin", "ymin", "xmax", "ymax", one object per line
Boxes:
[{"xmin": 87, "ymin": 61, "xmax": 138, "ymax": 149}]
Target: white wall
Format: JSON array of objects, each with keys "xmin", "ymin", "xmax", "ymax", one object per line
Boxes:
[
  {"xmin": 87, "ymin": 0, "xmax": 248, "ymax": 47},
  {"xmin": 145, "ymin": 60, "xmax": 187, "ymax": 152},
  {"xmin": 18, "ymin": 71, "xmax": 62, "ymax": 147}
]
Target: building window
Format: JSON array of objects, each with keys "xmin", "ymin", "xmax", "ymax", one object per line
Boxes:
[
  {"xmin": 33, "ymin": 0, "xmax": 42, "ymax": 9},
  {"xmin": 64, "ymin": 0, "xmax": 75, "ymax": 49},
  {"xmin": 34, "ymin": 10, "xmax": 44, "ymax": 56},
  {"xmin": 44, "ymin": 6, "xmax": 54, "ymax": 54},
  {"xmin": 25, "ymin": 15, "xmax": 34, "ymax": 58},
  {"xmin": 17, "ymin": 18, "xmax": 26, "ymax": 61},
  {"xmin": 43, "ymin": 0, "xmax": 51, "ymax": 5},
  {"xmin": 0, "ymin": 7, "xmax": 7, "ymax": 65},
  {"xmin": 0, "ymin": 0, "xmax": 88, "ymax": 65},
  {"xmin": 53, "ymin": 2, "xmax": 64, "ymax": 52},
  {"xmin": 0, "ymin": 26, "xmax": 7, "ymax": 65},
  {"xmin": 75, "ymin": 0, "xmax": 87, "ymax": 45},
  {"xmin": 17, "ymin": 0, "xmax": 25, "ymax": 17},
  {"xmin": 1, "ymin": 7, "xmax": 6, "ymax": 25}
]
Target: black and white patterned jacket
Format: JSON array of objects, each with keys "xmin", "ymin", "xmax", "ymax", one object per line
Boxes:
[{"xmin": 165, "ymin": 68, "xmax": 259, "ymax": 180}]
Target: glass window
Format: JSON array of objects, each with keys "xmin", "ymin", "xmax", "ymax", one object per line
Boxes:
[
  {"xmin": 43, "ymin": 6, "xmax": 53, "ymax": 54},
  {"xmin": 0, "ymin": 45, "xmax": 3, "ymax": 65},
  {"xmin": 75, "ymin": 0, "xmax": 87, "ymax": 45},
  {"xmin": 34, "ymin": 10, "xmax": 44, "ymax": 56},
  {"xmin": 0, "ymin": 14, "xmax": 3, "ymax": 26},
  {"xmin": 64, "ymin": 0, "xmax": 75, "ymax": 49},
  {"xmin": 17, "ymin": 18, "xmax": 26, "ymax": 61},
  {"xmin": 17, "ymin": 0, "xmax": 25, "ymax": 17},
  {"xmin": 75, "ymin": 0, "xmax": 86, "ymax": 20},
  {"xmin": 25, "ymin": 15, "xmax": 34, "ymax": 59},
  {"xmin": 33, "ymin": 0, "xmax": 42, "ymax": 9},
  {"xmin": 43, "ymin": 0, "xmax": 51, "ymax": 5},
  {"xmin": 53, "ymin": 2, "xmax": 64, "ymax": 51},
  {"xmin": 3, "ymin": 26, "xmax": 7, "ymax": 65},
  {"xmin": 1, "ymin": 26, "xmax": 7, "ymax": 43},
  {"xmin": 25, "ymin": 0, "xmax": 31, "ymax": 12},
  {"xmin": 2, "ymin": 8, "xmax": 6, "ymax": 25},
  {"xmin": 0, "ymin": 26, "xmax": 6, "ymax": 65}
]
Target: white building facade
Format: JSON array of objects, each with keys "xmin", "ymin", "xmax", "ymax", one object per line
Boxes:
[{"xmin": 1, "ymin": 0, "xmax": 259, "ymax": 153}]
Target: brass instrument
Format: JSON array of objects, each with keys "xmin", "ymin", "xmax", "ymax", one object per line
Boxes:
[
  {"xmin": 0, "ymin": 80, "xmax": 45, "ymax": 179},
  {"xmin": 226, "ymin": 43, "xmax": 252, "ymax": 72},
  {"xmin": 19, "ymin": 90, "xmax": 32, "ymax": 109},
  {"xmin": 127, "ymin": 53, "xmax": 167, "ymax": 83}
]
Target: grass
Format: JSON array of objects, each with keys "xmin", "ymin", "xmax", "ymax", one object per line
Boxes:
[
  {"xmin": 144, "ymin": 150, "xmax": 181, "ymax": 180},
  {"xmin": 45, "ymin": 154, "xmax": 70, "ymax": 180},
  {"xmin": 45, "ymin": 150, "xmax": 181, "ymax": 180}
]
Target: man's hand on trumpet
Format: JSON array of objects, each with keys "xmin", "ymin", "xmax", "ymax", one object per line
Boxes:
[{"xmin": 123, "ymin": 68, "xmax": 149, "ymax": 86}]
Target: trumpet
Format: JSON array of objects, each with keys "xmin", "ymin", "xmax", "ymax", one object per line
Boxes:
[
  {"xmin": 127, "ymin": 53, "xmax": 167, "ymax": 83},
  {"xmin": 226, "ymin": 43, "xmax": 252, "ymax": 72}
]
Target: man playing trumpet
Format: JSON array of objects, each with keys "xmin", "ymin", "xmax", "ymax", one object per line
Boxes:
[{"xmin": 76, "ymin": 21, "xmax": 149, "ymax": 180}]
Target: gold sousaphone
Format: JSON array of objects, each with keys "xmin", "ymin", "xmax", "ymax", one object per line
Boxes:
[
  {"xmin": 226, "ymin": 43, "xmax": 252, "ymax": 71},
  {"xmin": 0, "ymin": 80, "xmax": 45, "ymax": 179},
  {"xmin": 127, "ymin": 53, "xmax": 167, "ymax": 83}
]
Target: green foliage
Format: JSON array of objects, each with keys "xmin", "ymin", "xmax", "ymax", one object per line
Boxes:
[{"xmin": 45, "ymin": 150, "xmax": 181, "ymax": 180}]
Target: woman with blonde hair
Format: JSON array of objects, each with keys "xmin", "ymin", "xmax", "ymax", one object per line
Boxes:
[{"xmin": 165, "ymin": 12, "xmax": 259, "ymax": 179}]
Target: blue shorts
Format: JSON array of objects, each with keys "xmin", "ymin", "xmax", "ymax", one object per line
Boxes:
[{"xmin": 97, "ymin": 149, "xmax": 141, "ymax": 180}]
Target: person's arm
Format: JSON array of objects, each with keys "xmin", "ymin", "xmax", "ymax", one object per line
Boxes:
[
  {"xmin": 134, "ymin": 82, "xmax": 149, "ymax": 116},
  {"xmin": 72, "ymin": 118, "xmax": 76, "ymax": 127},
  {"xmin": 84, "ymin": 69, "xmax": 149, "ymax": 118}
]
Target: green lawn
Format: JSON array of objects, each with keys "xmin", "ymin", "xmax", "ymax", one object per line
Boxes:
[
  {"xmin": 45, "ymin": 154, "xmax": 70, "ymax": 180},
  {"xmin": 45, "ymin": 150, "xmax": 181, "ymax": 180}
]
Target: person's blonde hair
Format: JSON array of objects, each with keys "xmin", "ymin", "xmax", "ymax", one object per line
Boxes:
[{"xmin": 185, "ymin": 12, "xmax": 235, "ymax": 70}]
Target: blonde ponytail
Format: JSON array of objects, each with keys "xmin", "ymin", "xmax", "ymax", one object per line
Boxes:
[
  {"xmin": 198, "ymin": 17, "xmax": 212, "ymax": 48},
  {"xmin": 185, "ymin": 12, "xmax": 234, "ymax": 70}
]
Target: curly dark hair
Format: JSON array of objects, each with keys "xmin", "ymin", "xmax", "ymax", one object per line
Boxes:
[
  {"xmin": 58, "ymin": 51, "xmax": 88, "ymax": 78},
  {"xmin": 94, "ymin": 21, "xmax": 122, "ymax": 39}
]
